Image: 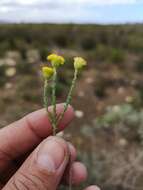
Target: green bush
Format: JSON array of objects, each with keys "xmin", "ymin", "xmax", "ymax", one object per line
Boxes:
[
  {"xmin": 136, "ymin": 57, "xmax": 143, "ymax": 72},
  {"xmin": 16, "ymin": 61, "xmax": 35, "ymax": 75},
  {"xmin": 95, "ymin": 44, "xmax": 110, "ymax": 61},
  {"xmin": 94, "ymin": 103, "xmax": 143, "ymax": 142},
  {"xmin": 16, "ymin": 76, "xmax": 41, "ymax": 103},
  {"xmin": 0, "ymin": 65, "xmax": 7, "ymax": 87},
  {"xmin": 81, "ymin": 37, "xmax": 96, "ymax": 50},
  {"xmin": 53, "ymin": 34, "xmax": 68, "ymax": 48},
  {"xmin": 128, "ymin": 35, "xmax": 143, "ymax": 53},
  {"xmin": 40, "ymin": 47, "xmax": 51, "ymax": 61},
  {"xmin": 0, "ymin": 41, "xmax": 10, "ymax": 57},
  {"xmin": 109, "ymin": 48, "xmax": 125, "ymax": 63}
]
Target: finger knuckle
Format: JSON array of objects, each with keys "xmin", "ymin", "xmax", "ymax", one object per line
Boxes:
[
  {"xmin": 11, "ymin": 176, "xmax": 29, "ymax": 190},
  {"xmin": 0, "ymin": 148, "xmax": 11, "ymax": 162},
  {"xmin": 11, "ymin": 172, "xmax": 48, "ymax": 190}
]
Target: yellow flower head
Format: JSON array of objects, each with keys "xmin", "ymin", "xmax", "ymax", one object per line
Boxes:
[
  {"xmin": 47, "ymin": 53, "xmax": 65, "ymax": 67},
  {"xmin": 74, "ymin": 57, "xmax": 87, "ymax": 70},
  {"xmin": 42, "ymin": 66, "xmax": 54, "ymax": 79}
]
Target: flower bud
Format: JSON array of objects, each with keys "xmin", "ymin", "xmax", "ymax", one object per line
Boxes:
[
  {"xmin": 42, "ymin": 66, "xmax": 54, "ymax": 79},
  {"xmin": 74, "ymin": 57, "xmax": 87, "ymax": 70},
  {"xmin": 47, "ymin": 53, "xmax": 65, "ymax": 67}
]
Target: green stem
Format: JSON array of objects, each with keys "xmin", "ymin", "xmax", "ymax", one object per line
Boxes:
[
  {"xmin": 43, "ymin": 79, "xmax": 53, "ymax": 123},
  {"xmin": 57, "ymin": 69, "xmax": 78, "ymax": 125},
  {"xmin": 52, "ymin": 67, "xmax": 57, "ymax": 135}
]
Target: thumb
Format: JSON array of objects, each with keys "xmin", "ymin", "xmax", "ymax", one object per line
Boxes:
[{"xmin": 3, "ymin": 137, "xmax": 70, "ymax": 190}]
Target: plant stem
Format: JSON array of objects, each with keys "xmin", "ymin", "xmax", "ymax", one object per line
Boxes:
[
  {"xmin": 52, "ymin": 67, "xmax": 57, "ymax": 135},
  {"xmin": 57, "ymin": 69, "xmax": 78, "ymax": 125},
  {"xmin": 43, "ymin": 79, "xmax": 53, "ymax": 123}
]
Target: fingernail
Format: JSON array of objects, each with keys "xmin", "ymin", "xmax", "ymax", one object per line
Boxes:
[
  {"xmin": 37, "ymin": 139, "xmax": 66, "ymax": 172},
  {"xmin": 86, "ymin": 186, "xmax": 101, "ymax": 190}
]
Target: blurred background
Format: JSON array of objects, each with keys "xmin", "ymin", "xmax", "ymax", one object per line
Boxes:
[{"xmin": 1, "ymin": 0, "xmax": 143, "ymax": 190}]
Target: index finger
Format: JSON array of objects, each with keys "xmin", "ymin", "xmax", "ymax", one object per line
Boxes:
[{"xmin": 0, "ymin": 103, "xmax": 74, "ymax": 172}]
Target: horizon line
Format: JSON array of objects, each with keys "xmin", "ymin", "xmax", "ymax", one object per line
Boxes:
[{"xmin": 0, "ymin": 21, "xmax": 143, "ymax": 25}]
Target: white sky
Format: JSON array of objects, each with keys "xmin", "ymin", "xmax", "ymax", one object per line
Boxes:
[
  {"xmin": 0, "ymin": 0, "xmax": 138, "ymax": 5},
  {"xmin": 0, "ymin": 0, "xmax": 143, "ymax": 23}
]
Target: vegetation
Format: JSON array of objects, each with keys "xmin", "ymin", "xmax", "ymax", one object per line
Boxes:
[{"xmin": 1, "ymin": 23, "xmax": 143, "ymax": 190}]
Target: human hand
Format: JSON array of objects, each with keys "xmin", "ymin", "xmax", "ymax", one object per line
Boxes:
[{"xmin": 0, "ymin": 103, "xmax": 100, "ymax": 190}]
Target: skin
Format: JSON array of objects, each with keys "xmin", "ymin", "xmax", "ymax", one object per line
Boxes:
[{"xmin": 0, "ymin": 103, "xmax": 100, "ymax": 190}]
